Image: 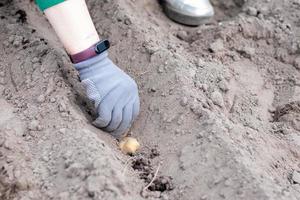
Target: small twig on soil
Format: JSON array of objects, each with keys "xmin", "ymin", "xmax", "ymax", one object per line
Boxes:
[
  {"xmin": 8, "ymin": 64, "xmax": 18, "ymax": 92},
  {"xmin": 229, "ymin": 94, "xmax": 237, "ymax": 113},
  {"xmin": 138, "ymin": 70, "xmax": 150, "ymax": 77},
  {"xmin": 142, "ymin": 163, "xmax": 161, "ymax": 192},
  {"xmin": 122, "ymin": 157, "xmax": 135, "ymax": 176}
]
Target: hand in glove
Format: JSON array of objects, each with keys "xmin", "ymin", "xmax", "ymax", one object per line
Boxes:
[{"xmin": 74, "ymin": 51, "xmax": 140, "ymax": 138}]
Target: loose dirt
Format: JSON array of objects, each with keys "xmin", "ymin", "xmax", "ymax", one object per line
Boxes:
[{"xmin": 0, "ymin": 0, "xmax": 300, "ymax": 199}]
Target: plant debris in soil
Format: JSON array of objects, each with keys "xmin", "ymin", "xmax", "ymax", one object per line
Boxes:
[
  {"xmin": 132, "ymin": 155, "xmax": 174, "ymax": 192},
  {"xmin": 273, "ymin": 101, "xmax": 300, "ymax": 122},
  {"xmin": 15, "ymin": 9, "xmax": 26, "ymax": 23},
  {"xmin": 0, "ymin": 165, "xmax": 18, "ymax": 200}
]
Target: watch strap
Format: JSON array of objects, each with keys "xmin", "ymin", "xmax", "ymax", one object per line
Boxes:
[{"xmin": 70, "ymin": 39, "xmax": 110, "ymax": 64}]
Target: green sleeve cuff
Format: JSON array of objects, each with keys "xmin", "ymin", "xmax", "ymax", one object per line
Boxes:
[{"xmin": 35, "ymin": 0, "xmax": 66, "ymax": 11}]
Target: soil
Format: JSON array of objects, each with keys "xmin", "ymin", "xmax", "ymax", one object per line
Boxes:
[{"xmin": 0, "ymin": 0, "xmax": 300, "ymax": 199}]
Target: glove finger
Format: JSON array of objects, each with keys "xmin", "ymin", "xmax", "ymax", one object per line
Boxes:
[
  {"xmin": 111, "ymin": 102, "xmax": 134, "ymax": 138},
  {"xmin": 104, "ymin": 95, "xmax": 132, "ymax": 132},
  {"xmin": 93, "ymin": 86, "xmax": 125, "ymax": 128},
  {"xmin": 132, "ymin": 97, "xmax": 140, "ymax": 121}
]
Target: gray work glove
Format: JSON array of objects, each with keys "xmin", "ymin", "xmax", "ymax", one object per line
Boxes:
[{"xmin": 74, "ymin": 51, "xmax": 140, "ymax": 137}]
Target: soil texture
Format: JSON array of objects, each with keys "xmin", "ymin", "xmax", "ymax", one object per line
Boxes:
[{"xmin": 0, "ymin": 0, "xmax": 300, "ymax": 199}]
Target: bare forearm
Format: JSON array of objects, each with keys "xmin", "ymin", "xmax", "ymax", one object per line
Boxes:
[{"xmin": 43, "ymin": 0, "xmax": 99, "ymax": 54}]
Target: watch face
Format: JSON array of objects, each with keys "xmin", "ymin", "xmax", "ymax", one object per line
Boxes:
[{"xmin": 95, "ymin": 40, "xmax": 110, "ymax": 54}]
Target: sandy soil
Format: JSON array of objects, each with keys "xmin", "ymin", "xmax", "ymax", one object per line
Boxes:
[{"xmin": 0, "ymin": 0, "xmax": 300, "ymax": 199}]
